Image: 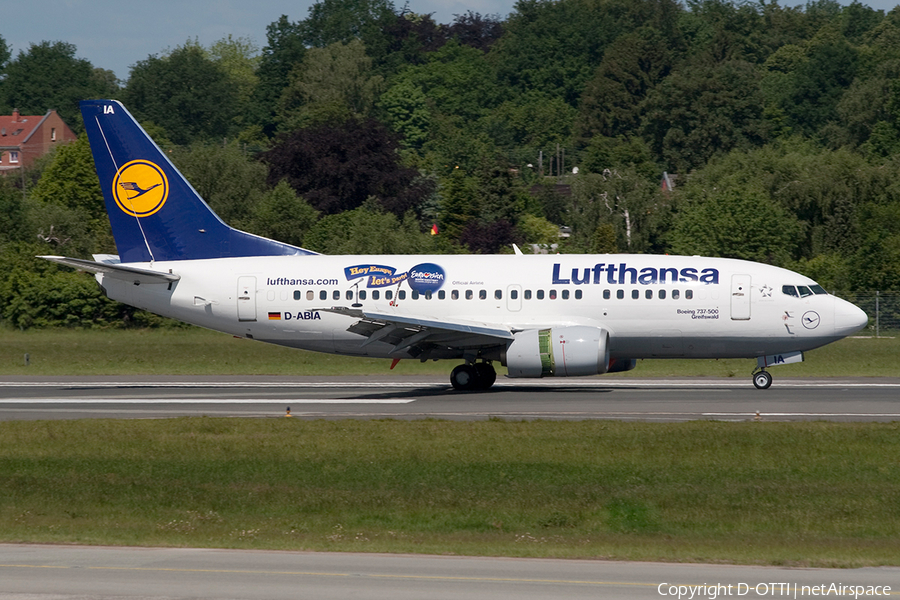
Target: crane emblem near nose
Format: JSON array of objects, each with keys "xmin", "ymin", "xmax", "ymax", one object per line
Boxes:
[{"xmin": 802, "ymin": 311, "xmax": 820, "ymax": 329}]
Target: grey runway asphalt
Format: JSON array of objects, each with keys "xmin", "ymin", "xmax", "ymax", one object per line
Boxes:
[
  {"xmin": 0, "ymin": 376, "xmax": 899, "ymax": 421},
  {"xmin": 1, "ymin": 544, "xmax": 898, "ymax": 600}
]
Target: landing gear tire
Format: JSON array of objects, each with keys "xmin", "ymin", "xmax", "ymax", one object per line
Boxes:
[
  {"xmin": 753, "ymin": 370, "xmax": 773, "ymax": 390},
  {"xmin": 474, "ymin": 362, "xmax": 497, "ymax": 390},
  {"xmin": 450, "ymin": 364, "xmax": 478, "ymax": 391},
  {"xmin": 450, "ymin": 362, "xmax": 496, "ymax": 391}
]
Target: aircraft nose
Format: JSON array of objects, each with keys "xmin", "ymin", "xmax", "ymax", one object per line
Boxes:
[{"xmin": 834, "ymin": 297, "xmax": 868, "ymax": 337}]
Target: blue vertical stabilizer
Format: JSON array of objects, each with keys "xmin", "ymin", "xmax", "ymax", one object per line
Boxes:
[{"xmin": 80, "ymin": 99, "xmax": 316, "ymax": 262}]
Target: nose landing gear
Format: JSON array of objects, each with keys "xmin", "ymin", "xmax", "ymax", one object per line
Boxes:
[{"xmin": 752, "ymin": 369, "xmax": 773, "ymax": 390}]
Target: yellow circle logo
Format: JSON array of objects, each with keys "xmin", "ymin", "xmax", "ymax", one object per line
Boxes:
[{"xmin": 112, "ymin": 160, "xmax": 169, "ymax": 217}]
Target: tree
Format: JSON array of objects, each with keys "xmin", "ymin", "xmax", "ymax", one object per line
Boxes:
[
  {"xmin": 261, "ymin": 118, "xmax": 434, "ymax": 217},
  {"xmin": 301, "ymin": 0, "xmax": 398, "ymax": 48},
  {"xmin": 377, "ymin": 78, "xmax": 432, "ymax": 150},
  {"xmin": 245, "ymin": 181, "xmax": 320, "ymax": 248},
  {"xmin": 641, "ymin": 60, "xmax": 770, "ymax": 171},
  {"xmin": 574, "ymin": 27, "xmax": 674, "ymax": 142},
  {"xmin": 277, "ymin": 39, "xmax": 383, "ymax": 130},
  {"xmin": 0, "ymin": 34, "xmax": 10, "ymax": 77},
  {"xmin": 123, "ymin": 43, "xmax": 240, "ymax": 145},
  {"xmin": 782, "ymin": 36, "xmax": 859, "ymax": 136},
  {"xmin": 447, "ymin": 11, "xmax": 504, "ymax": 52},
  {"xmin": 207, "ymin": 35, "xmax": 260, "ymax": 106},
  {"xmin": 0, "ymin": 41, "xmax": 118, "ymax": 130},
  {"xmin": 169, "ymin": 141, "xmax": 270, "ymax": 228},
  {"xmin": 251, "ymin": 16, "xmax": 309, "ymax": 136},
  {"xmin": 669, "ymin": 184, "xmax": 802, "ymax": 265},
  {"xmin": 27, "ymin": 135, "xmax": 113, "ymax": 256},
  {"xmin": 493, "ymin": 0, "xmax": 679, "ymax": 107},
  {"xmin": 302, "ymin": 200, "xmax": 448, "ymax": 254}
]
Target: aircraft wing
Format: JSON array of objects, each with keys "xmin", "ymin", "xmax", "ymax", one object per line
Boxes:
[
  {"xmin": 39, "ymin": 256, "xmax": 181, "ymax": 285},
  {"xmin": 319, "ymin": 306, "xmax": 514, "ymax": 357}
]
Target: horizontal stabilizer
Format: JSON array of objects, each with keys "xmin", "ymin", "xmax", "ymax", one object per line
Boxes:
[{"xmin": 39, "ymin": 255, "xmax": 180, "ymax": 285}]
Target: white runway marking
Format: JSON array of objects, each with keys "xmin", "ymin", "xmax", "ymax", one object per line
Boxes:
[
  {"xmin": 1, "ymin": 380, "xmax": 898, "ymax": 388},
  {"xmin": 0, "ymin": 398, "xmax": 416, "ymax": 404}
]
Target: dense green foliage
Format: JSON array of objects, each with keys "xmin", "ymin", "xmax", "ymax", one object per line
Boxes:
[{"xmin": 3, "ymin": 0, "xmax": 900, "ymax": 328}]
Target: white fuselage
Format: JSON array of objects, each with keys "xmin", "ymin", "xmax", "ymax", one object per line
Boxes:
[{"xmin": 95, "ymin": 253, "xmax": 867, "ymax": 363}]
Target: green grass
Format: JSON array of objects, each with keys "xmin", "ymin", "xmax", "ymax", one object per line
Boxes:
[
  {"xmin": 0, "ymin": 327, "xmax": 897, "ymax": 377},
  {"xmin": 1, "ymin": 418, "xmax": 899, "ymax": 566}
]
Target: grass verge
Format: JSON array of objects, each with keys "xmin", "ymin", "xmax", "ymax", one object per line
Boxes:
[
  {"xmin": 0, "ymin": 327, "xmax": 898, "ymax": 377},
  {"xmin": 2, "ymin": 418, "xmax": 899, "ymax": 566}
]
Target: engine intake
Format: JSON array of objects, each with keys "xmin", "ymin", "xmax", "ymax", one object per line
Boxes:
[{"xmin": 504, "ymin": 326, "xmax": 610, "ymax": 378}]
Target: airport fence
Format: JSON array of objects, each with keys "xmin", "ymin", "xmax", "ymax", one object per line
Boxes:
[{"xmin": 833, "ymin": 291, "xmax": 900, "ymax": 337}]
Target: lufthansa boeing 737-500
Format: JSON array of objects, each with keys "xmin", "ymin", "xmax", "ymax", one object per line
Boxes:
[{"xmin": 43, "ymin": 100, "xmax": 868, "ymax": 390}]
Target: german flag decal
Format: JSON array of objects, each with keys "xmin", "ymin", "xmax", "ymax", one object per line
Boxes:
[{"xmin": 268, "ymin": 312, "xmax": 281, "ymax": 320}]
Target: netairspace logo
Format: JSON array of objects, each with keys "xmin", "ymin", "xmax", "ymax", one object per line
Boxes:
[{"xmin": 657, "ymin": 582, "xmax": 891, "ymax": 599}]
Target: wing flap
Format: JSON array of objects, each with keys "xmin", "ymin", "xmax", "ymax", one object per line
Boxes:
[
  {"xmin": 40, "ymin": 255, "xmax": 180, "ymax": 285},
  {"xmin": 318, "ymin": 306, "xmax": 513, "ymax": 355}
]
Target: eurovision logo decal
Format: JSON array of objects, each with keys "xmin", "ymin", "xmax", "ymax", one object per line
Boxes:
[{"xmin": 344, "ymin": 263, "xmax": 446, "ymax": 293}]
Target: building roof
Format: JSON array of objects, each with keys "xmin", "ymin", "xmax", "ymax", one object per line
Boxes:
[{"xmin": 0, "ymin": 109, "xmax": 51, "ymax": 145}]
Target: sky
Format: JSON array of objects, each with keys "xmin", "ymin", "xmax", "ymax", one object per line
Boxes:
[{"xmin": 4, "ymin": 0, "xmax": 900, "ymax": 82}]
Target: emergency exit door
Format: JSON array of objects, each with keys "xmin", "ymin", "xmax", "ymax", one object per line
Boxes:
[
  {"xmin": 731, "ymin": 274, "xmax": 751, "ymax": 320},
  {"xmin": 237, "ymin": 276, "xmax": 257, "ymax": 322}
]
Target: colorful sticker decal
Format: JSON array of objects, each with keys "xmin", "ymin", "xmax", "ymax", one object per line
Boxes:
[
  {"xmin": 407, "ymin": 263, "xmax": 445, "ymax": 293},
  {"xmin": 344, "ymin": 263, "xmax": 445, "ymax": 291}
]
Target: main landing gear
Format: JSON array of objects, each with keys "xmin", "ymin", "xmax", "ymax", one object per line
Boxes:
[
  {"xmin": 752, "ymin": 369, "xmax": 773, "ymax": 390},
  {"xmin": 450, "ymin": 362, "xmax": 497, "ymax": 391}
]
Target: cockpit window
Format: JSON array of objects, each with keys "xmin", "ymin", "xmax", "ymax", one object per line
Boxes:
[
  {"xmin": 782, "ymin": 285, "xmax": 798, "ymax": 297},
  {"xmin": 797, "ymin": 285, "xmax": 813, "ymax": 298},
  {"xmin": 810, "ymin": 285, "xmax": 827, "ymax": 295}
]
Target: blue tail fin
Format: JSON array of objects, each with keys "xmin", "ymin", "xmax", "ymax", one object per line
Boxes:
[{"xmin": 80, "ymin": 99, "xmax": 316, "ymax": 262}]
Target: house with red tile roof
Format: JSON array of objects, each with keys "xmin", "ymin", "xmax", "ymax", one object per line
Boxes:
[{"xmin": 0, "ymin": 108, "xmax": 76, "ymax": 173}]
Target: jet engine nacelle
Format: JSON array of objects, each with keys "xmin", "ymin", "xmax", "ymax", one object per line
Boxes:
[{"xmin": 504, "ymin": 326, "xmax": 609, "ymax": 378}]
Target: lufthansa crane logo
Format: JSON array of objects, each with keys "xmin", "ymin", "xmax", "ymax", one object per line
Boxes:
[{"xmin": 112, "ymin": 160, "xmax": 169, "ymax": 217}]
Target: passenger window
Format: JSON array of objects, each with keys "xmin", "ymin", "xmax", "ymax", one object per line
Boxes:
[
  {"xmin": 645, "ymin": 290, "xmax": 653, "ymax": 299},
  {"xmin": 617, "ymin": 289, "xmax": 624, "ymax": 299},
  {"xmin": 537, "ymin": 290, "xmax": 545, "ymax": 300},
  {"xmin": 603, "ymin": 289, "xmax": 610, "ymax": 300},
  {"xmin": 495, "ymin": 290, "xmax": 502, "ymax": 300},
  {"xmin": 782, "ymin": 285, "xmax": 798, "ymax": 297},
  {"xmin": 575, "ymin": 289, "xmax": 582, "ymax": 300},
  {"xmin": 562, "ymin": 290, "xmax": 569, "ymax": 300},
  {"xmin": 549, "ymin": 290, "xmax": 557, "ymax": 299},
  {"xmin": 632, "ymin": 290, "xmax": 639, "ymax": 299},
  {"xmin": 686, "ymin": 289, "xmax": 693, "ymax": 300},
  {"xmin": 333, "ymin": 290, "xmax": 340, "ymax": 301},
  {"xmin": 510, "ymin": 289, "xmax": 518, "ymax": 300},
  {"xmin": 386, "ymin": 290, "xmax": 393, "ymax": 300},
  {"xmin": 659, "ymin": 289, "xmax": 666, "ymax": 300},
  {"xmin": 425, "ymin": 291, "xmax": 432, "ymax": 300},
  {"xmin": 293, "ymin": 290, "xmax": 301, "ymax": 300},
  {"xmin": 479, "ymin": 290, "xmax": 487, "ymax": 300},
  {"xmin": 672, "ymin": 289, "xmax": 680, "ymax": 300},
  {"xmin": 307, "ymin": 291, "xmax": 314, "ymax": 301},
  {"xmin": 359, "ymin": 290, "xmax": 367, "ymax": 301},
  {"xmin": 797, "ymin": 285, "xmax": 813, "ymax": 298},
  {"xmin": 412, "ymin": 291, "xmax": 420, "ymax": 300},
  {"xmin": 452, "ymin": 290, "xmax": 459, "ymax": 300},
  {"xmin": 345, "ymin": 290, "xmax": 353, "ymax": 300},
  {"xmin": 372, "ymin": 290, "xmax": 380, "ymax": 300},
  {"xmin": 398, "ymin": 290, "xmax": 406, "ymax": 300},
  {"xmin": 524, "ymin": 290, "xmax": 532, "ymax": 300},
  {"xmin": 320, "ymin": 290, "xmax": 327, "ymax": 301},
  {"xmin": 438, "ymin": 290, "xmax": 445, "ymax": 299},
  {"xmin": 466, "ymin": 290, "xmax": 473, "ymax": 300}
]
